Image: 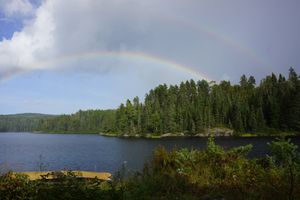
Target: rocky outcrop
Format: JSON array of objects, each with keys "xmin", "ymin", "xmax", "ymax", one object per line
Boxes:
[{"xmin": 195, "ymin": 128, "xmax": 234, "ymax": 137}]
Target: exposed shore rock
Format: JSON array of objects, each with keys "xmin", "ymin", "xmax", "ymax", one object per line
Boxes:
[
  {"xmin": 195, "ymin": 128, "xmax": 234, "ymax": 137},
  {"xmin": 160, "ymin": 133, "xmax": 185, "ymax": 137},
  {"xmin": 99, "ymin": 128, "xmax": 234, "ymax": 138}
]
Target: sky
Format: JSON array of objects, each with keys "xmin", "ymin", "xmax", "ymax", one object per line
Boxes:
[{"xmin": 0, "ymin": 0, "xmax": 299, "ymax": 114}]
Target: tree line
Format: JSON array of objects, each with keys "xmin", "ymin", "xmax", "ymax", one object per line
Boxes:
[
  {"xmin": 111, "ymin": 68, "xmax": 300, "ymax": 136},
  {"xmin": 0, "ymin": 114, "xmax": 53, "ymax": 132},
  {"xmin": 1, "ymin": 68, "xmax": 299, "ymax": 136}
]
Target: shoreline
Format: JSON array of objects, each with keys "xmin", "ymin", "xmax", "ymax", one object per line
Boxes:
[
  {"xmin": 1, "ymin": 131, "xmax": 297, "ymax": 138},
  {"xmin": 98, "ymin": 132, "xmax": 297, "ymax": 139}
]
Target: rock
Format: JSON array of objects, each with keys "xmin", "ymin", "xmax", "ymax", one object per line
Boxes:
[{"xmin": 195, "ymin": 128, "xmax": 234, "ymax": 137}]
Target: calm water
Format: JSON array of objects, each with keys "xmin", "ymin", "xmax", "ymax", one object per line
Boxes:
[{"xmin": 0, "ymin": 132, "xmax": 299, "ymax": 173}]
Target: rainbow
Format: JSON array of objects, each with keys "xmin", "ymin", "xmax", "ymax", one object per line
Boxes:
[{"xmin": 30, "ymin": 51, "xmax": 212, "ymax": 81}]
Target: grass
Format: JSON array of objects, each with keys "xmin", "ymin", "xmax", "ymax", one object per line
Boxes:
[
  {"xmin": 240, "ymin": 133, "xmax": 258, "ymax": 137},
  {"xmin": 145, "ymin": 135, "xmax": 161, "ymax": 139}
]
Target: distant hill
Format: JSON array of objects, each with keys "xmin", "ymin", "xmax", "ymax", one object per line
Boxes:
[{"xmin": 1, "ymin": 113, "xmax": 55, "ymax": 117}]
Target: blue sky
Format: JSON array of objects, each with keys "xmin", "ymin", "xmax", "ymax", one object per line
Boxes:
[
  {"xmin": 0, "ymin": 0, "xmax": 40, "ymax": 39},
  {"xmin": 0, "ymin": 0, "xmax": 299, "ymax": 114},
  {"xmin": 0, "ymin": 13, "xmax": 22, "ymax": 39}
]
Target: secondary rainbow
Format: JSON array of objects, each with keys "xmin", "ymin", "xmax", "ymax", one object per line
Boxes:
[{"xmin": 160, "ymin": 14, "xmax": 270, "ymax": 69}]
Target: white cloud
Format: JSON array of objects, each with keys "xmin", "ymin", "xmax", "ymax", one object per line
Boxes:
[
  {"xmin": 0, "ymin": 0, "xmax": 55, "ymax": 79},
  {"xmin": 0, "ymin": 0, "xmax": 34, "ymax": 17}
]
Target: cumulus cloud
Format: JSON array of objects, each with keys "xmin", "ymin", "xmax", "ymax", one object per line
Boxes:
[
  {"xmin": 0, "ymin": 0, "xmax": 55, "ymax": 79},
  {"xmin": 0, "ymin": 0, "xmax": 34, "ymax": 18}
]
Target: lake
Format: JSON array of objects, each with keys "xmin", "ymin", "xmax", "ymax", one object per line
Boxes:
[{"xmin": 0, "ymin": 132, "xmax": 299, "ymax": 173}]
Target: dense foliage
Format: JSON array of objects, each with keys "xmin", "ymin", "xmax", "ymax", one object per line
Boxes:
[
  {"xmin": 0, "ymin": 114, "xmax": 54, "ymax": 132},
  {"xmin": 112, "ymin": 68, "xmax": 300, "ymax": 136},
  {"xmin": 1, "ymin": 68, "xmax": 299, "ymax": 136},
  {"xmin": 1, "ymin": 137, "xmax": 300, "ymax": 199},
  {"xmin": 37, "ymin": 109, "xmax": 116, "ymax": 133}
]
